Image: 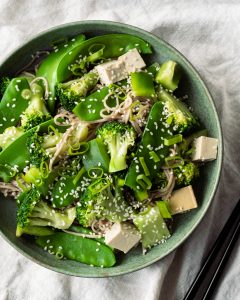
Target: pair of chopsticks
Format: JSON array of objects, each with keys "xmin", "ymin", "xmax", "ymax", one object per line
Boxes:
[{"xmin": 183, "ymin": 198, "xmax": 240, "ymax": 300}]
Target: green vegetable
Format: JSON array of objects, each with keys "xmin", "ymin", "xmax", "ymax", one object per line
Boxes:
[
  {"xmin": 68, "ymin": 225, "xmax": 105, "ymax": 243},
  {"xmin": 0, "ymin": 126, "xmax": 24, "ymax": 151},
  {"xmin": 164, "ymin": 134, "xmax": 182, "ymax": 146},
  {"xmin": 55, "ymin": 71, "xmax": 99, "ymax": 111},
  {"xmin": 157, "ymin": 201, "xmax": 172, "ymax": 219},
  {"xmin": 173, "ymin": 161, "xmax": 199, "ymax": 187},
  {"xmin": 73, "ymin": 86, "xmax": 109, "ymax": 121},
  {"xmin": 133, "ymin": 205, "xmax": 170, "ymax": 249},
  {"xmin": 26, "ymin": 125, "xmax": 62, "ymax": 167},
  {"xmin": 178, "ymin": 129, "xmax": 208, "ymax": 155},
  {"xmin": 37, "ymin": 34, "xmax": 151, "ymax": 113},
  {"xmin": 0, "ymin": 76, "xmax": 11, "ymax": 98},
  {"xmin": 59, "ymin": 34, "xmax": 152, "ymax": 80},
  {"xmin": 51, "ymin": 165, "xmax": 86, "ymax": 208},
  {"xmin": 21, "ymin": 83, "xmax": 51, "ymax": 131},
  {"xmin": 76, "ymin": 177, "xmax": 134, "ymax": 227},
  {"xmin": 155, "ymin": 60, "xmax": 181, "ymax": 91},
  {"xmin": 16, "ymin": 226, "xmax": 54, "ymax": 237},
  {"xmin": 130, "ymin": 72, "xmax": 155, "ymax": 97},
  {"xmin": 125, "ymin": 101, "xmax": 173, "ymax": 193},
  {"xmin": 97, "ymin": 121, "xmax": 136, "ymax": 173},
  {"xmin": 36, "ymin": 232, "xmax": 116, "ymax": 267},
  {"xmin": 146, "ymin": 63, "xmax": 160, "ymax": 78},
  {"xmin": 16, "ymin": 188, "xmax": 76, "ymax": 237},
  {"xmin": 36, "ymin": 34, "xmax": 86, "ymax": 113},
  {"xmin": 158, "ymin": 89, "xmax": 198, "ymax": 133},
  {"xmin": 82, "ymin": 138, "xmax": 110, "ymax": 172},
  {"xmin": 0, "ymin": 77, "xmax": 31, "ymax": 133},
  {"xmin": 0, "ymin": 119, "xmax": 55, "ymax": 182}
]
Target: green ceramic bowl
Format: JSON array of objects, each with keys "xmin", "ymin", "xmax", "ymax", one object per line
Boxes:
[{"xmin": 0, "ymin": 21, "xmax": 222, "ymax": 277}]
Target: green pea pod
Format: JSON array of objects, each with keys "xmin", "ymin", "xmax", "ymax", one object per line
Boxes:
[
  {"xmin": 0, "ymin": 119, "xmax": 62, "ymax": 182},
  {"xmin": 51, "ymin": 167, "xmax": 87, "ymax": 208},
  {"xmin": 36, "ymin": 232, "xmax": 116, "ymax": 267},
  {"xmin": 36, "ymin": 34, "xmax": 86, "ymax": 113},
  {"xmin": 130, "ymin": 72, "xmax": 155, "ymax": 97},
  {"xmin": 68, "ymin": 225, "xmax": 105, "ymax": 244},
  {"xmin": 83, "ymin": 138, "xmax": 110, "ymax": 172},
  {"xmin": 73, "ymin": 87, "xmax": 108, "ymax": 121},
  {"xmin": 125, "ymin": 101, "xmax": 173, "ymax": 192},
  {"xmin": 0, "ymin": 77, "xmax": 30, "ymax": 133},
  {"xmin": 57, "ymin": 34, "xmax": 152, "ymax": 82}
]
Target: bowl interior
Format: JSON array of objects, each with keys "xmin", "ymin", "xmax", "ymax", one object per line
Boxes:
[{"xmin": 0, "ymin": 21, "xmax": 222, "ymax": 277}]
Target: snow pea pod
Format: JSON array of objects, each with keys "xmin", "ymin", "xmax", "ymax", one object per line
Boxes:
[
  {"xmin": 0, "ymin": 77, "xmax": 30, "ymax": 133},
  {"xmin": 125, "ymin": 101, "xmax": 173, "ymax": 193},
  {"xmin": 73, "ymin": 87, "xmax": 109, "ymax": 121},
  {"xmin": 51, "ymin": 168, "xmax": 86, "ymax": 208},
  {"xmin": 83, "ymin": 138, "xmax": 110, "ymax": 172},
  {"xmin": 36, "ymin": 34, "xmax": 86, "ymax": 113},
  {"xmin": 57, "ymin": 34, "xmax": 152, "ymax": 82},
  {"xmin": 36, "ymin": 232, "xmax": 116, "ymax": 267}
]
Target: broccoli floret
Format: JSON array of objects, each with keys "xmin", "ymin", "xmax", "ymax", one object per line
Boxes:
[
  {"xmin": 0, "ymin": 76, "xmax": 11, "ymax": 99},
  {"xmin": 56, "ymin": 71, "xmax": 99, "ymax": 111},
  {"xmin": 26, "ymin": 131, "xmax": 49, "ymax": 167},
  {"xmin": 26, "ymin": 128, "xmax": 62, "ymax": 167},
  {"xmin": 16, "ymin": 188, "xmax": 76, "ymax": 237},
  {"xmin": 97, "ymin": 122, "xmax": 136, "ymax": 173},
  {"xmin": 21, "ymin": 83, "xmax": 50, "ymax": 131},
  {"xmin": 158, "ymin": 89, "xmax": 198, "ymax": 133},
  {"xmin": 173, "ymin": 162, "xmax": 199, "ymax": 187},
  {"xmin": 76, "ymin": 177, "xmax": 134, "ymax": 227},
  {"xmin": 0, "ymin": 126, "xmax": 24, "ymax": 151}
]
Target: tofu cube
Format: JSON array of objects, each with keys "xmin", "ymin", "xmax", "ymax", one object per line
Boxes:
[
  {"xmin": 167, "ymin": 185, "xmax": 198, "ymax": 215},
  {"xmin": 95, "ymin": 60, "xmax": 127, "ymax": 85},
  {"xmin": 104, "ymin": 222, "xmax": 141, "ymax": 253},
  {"xmin": 192, "ymin": 136, "xmax": 218, "ymax": 162},
  {"xmin": 118, "ymin": 48, "xmax": 146, "ymax": 73}
]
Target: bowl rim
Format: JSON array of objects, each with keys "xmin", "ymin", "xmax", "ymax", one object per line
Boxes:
[{"xmin": 0, "ymin": 20, "xmax": 223, "ymax": 277}]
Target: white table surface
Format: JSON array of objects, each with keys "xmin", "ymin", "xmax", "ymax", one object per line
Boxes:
[{"xmin": 0, "ymin": 1, "xmax": 240, "ymax": 299}]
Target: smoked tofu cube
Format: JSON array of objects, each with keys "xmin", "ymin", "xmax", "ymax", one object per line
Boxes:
[
  {"xmin": 118, "ymin": 48, "xmax": 146, "ymax": 73},
  {"xmin": 104, "ymin": 222, "xmax": 141, "ymax": 253},
  {"xmin": 167, "ymin": 185, "xmax": 198, "ymax": 215},
  {"xmin": 192, "ymin": 136, "xmax": 218, "ymax": 162},
  {"xmin": 95, "ymin": 60, "xmax": 127, "ymax": 85}
]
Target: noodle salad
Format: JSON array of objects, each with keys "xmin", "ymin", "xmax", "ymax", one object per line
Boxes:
[{"xmin": 0, "ymin": 34, "xmax": 218, "ymax": 267}]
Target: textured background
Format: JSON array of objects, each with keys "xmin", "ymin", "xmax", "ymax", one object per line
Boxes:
[{"xmin": 0, "ymin": 0, "xmax": 240, "ymax": 299}]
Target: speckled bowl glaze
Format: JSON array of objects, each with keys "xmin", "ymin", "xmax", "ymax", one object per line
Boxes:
[{"xmin": 0, "ymin": 21, "xmax": 223, "ymax": 277}]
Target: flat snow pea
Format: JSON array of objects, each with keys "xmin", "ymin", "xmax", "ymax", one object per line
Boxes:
[
  {"xmin": 83, "ymin": 138, "xmax": 110, "ymax": 172},
  {"xmin": 125, "ymin": 101, "xmax": 173, "ymax": 192},
  {"xmin": 36, "ymin": 232, "xmax": 116, "ymax": 267},
  {"xmin": 36, "ymin": 34, "xmax": 86, "ymax": 113},
  {"xmin": 0, "ymin": 77, "xmax": 30, "ymax": 133},
  {"xmin": 51, "ymin": 167, "xmax": 86, "ymax": 208},
  {"xmin": 68, "ymin": 225, "xmax": 105, "ymax": 244},
  {"xmin": 73, "ymin": 85, "xmax": 125, "ymax": 122},
  {"xmin": 57, "ymin": 34, "xmax": 152, "ymax": 83},
  {"xmin": 0, "ymin": 119, "xmax": 63, "ymax": 182},
  {"xmin": 73, "ymin": 86, "xmax": 109, "ymax": 121}
]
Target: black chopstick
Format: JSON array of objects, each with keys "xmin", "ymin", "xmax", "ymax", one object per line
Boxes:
[{"xmin": 183, "ymin": 198, "xmax": 240, "ymax": 300}]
